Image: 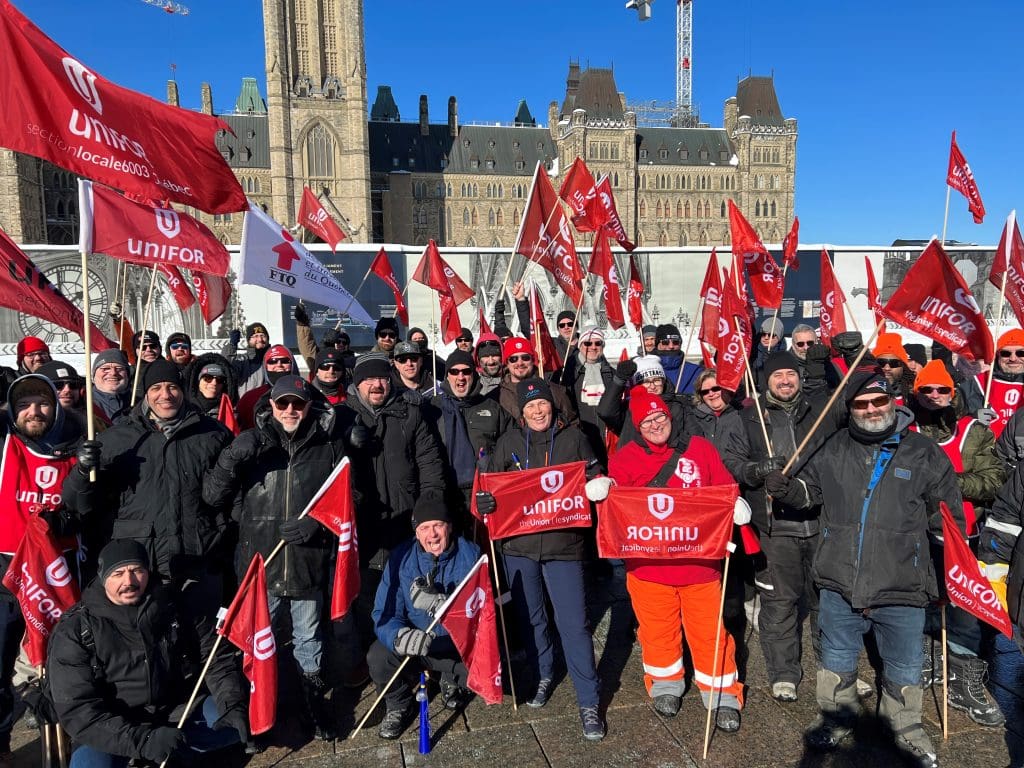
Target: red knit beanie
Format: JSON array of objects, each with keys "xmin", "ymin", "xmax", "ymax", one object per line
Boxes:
[
  {"xmin": 17, "ymin": 336, "xmax": 48, "ymax": 366},
  {"xmin": 629, "ymin": 384, "xmax": 670, "ymax": 428}
]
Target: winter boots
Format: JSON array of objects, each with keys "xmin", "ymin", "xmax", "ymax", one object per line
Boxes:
[
  {"xmin": 879, "ymin": 682, "xmax": 937, "ymax": 768},
  {"xmin": 922, "ymin": 635, "xmax": 944, "ymax": 687},
  {"xmin": 300, "ymin": 671, "xmax": 336, "ymax": 741},
  {"xmin": 805, "ymin": 669, "xmax": 860, "ymax": 750},
  {"xmin": 946, "ymin": 652, "xmax": 1005, "ymax": 726}
]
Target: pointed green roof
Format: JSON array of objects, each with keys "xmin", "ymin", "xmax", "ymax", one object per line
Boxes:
[{"xmin": 235, "ymin": 77, "xmax": 266, "ymax": 114}]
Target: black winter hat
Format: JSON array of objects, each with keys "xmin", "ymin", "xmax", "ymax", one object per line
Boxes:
[
  {"xmin": 37, "ymin": 360, "xmax": 81, "ymax": 386},
  {"xmin": 165, "ymin": 332, "xmax": 191, "ymax": 353},
  {"xmin": 245, "ymin": 322, "xmax": 268, "ymax": 340},
  {"xmin": 142, "ymin": 358, "xmax": 181, "ymax": 391},
  {"xmin": 516, "ymin": 377, "xmax": 553, "ymax": 409},
  {"xmin": 411, "ymin": 493, "xmax": 453, "ymax": 529},
  {"xmin": 375, "ymin": 317, "xmax": 399, "ymax": 337},
  {"xmin": 764, "ymin": 351, "xmax": 801, "ymax": 379},
  {"xmin": 904, "ymin": 344, "xmax": 927, "ymax": 367},
  {"xmin": 98, "ymin": 539, "xmax": 150, "ymax": 582},
  {"xmin": 845, "ymin": 365, "xmax": 892, "ymax": 406},
  {"xmin": 353, "ymin": 353, "xmax": 392, "ymax": 385},
  {"xmin": 642, "ymin": 325, "xmax": 657, "ymax": 338},
  {"xmin": 322, "ymin": 329, "xmax": 340, "ymax": 346},
  {"xmin": 445, "ymin": 350, "xmax": 476, "ymax": 374},
  {"xmin": 655, "ymin": 324, "xmax": 681, "ymax": 344},
  {"xmin": 556, "ymin": 310, "xmax": 576, "ymax": 325},
  {"xmin": 132, "ymin": 330, "xmax": 160, "ymax": 349},
  {"xmin": 315, "ymin": 348, "xmax": 344, "ymax": 370},
  {"xmin": 455, "ymin": 327, "xmax": 473, "ymax": 343}
]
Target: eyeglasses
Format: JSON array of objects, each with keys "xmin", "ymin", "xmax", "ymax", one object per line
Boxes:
[
  {"xmin": 999, "ymin": 349, "xmax": 1024, "ymax": 359},
  {"xmin": 377, "ymin": 331, "xmax": 397, "ymax": 339},
  {"xmin": 448, "ymin": 367, "xmax": 474, "ymax": 377},
  {"xmin": 557, "ymin": 321, "xmax": 574, "ymax": 328},
  {"xmin": 140, "ymin": 343, "xmax": 160, "ymax": 351},
  {"xmin": 266, "ymin": 357, "xmax": 291, "ymax": 366},
  {"xmin": 97, "ymin": 365, "xmax": 126, "ymax": 376},
  {"xmin": 318, "ymin": 364, "xmax": 341, "ymax": 371},
  {"xmin": 699, "ymin": 385, "xmax": 722, "ymax": 395},
  {"xmin": 793, "ymin": 340, "xmax": 814, "ymax": 348},
  {"xmin": 918, "ymin": 386, "xmax": 952, "ymax": 395},
  {"xmin": 639, "ymin": 412, "xmax": 669, "ymax": 429},
  {"xmin": 272, "ymin": 398, "xmax": 307, "ymax": 411},
  {"xmin": 507, "ymin": 354, "xmax": 533, "ymax": 363},
  {"xmin": 876, "ymin": 358, "xmax": 903, "ymax": 368},
  {"xmin": 23, "ymin": 351, "xmax": 49, "ymax": 359},
  {"xmin": 169, "ymin": 342, "xmax": 190, "ymax": 351},
  {"xmin": 199, "ymin": 374, "xmax": 224, "ymax": 383},
  {"xmin": 581, "ymin": 341, "xmax": 604, "ymax": 348},
  {"xmin": 850, "ymin": 395, "xmax": 892, "ymax": 410}
]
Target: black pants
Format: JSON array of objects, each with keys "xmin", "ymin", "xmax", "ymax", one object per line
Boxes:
[
  {"xmin": 334, "ymin": 567, "xmax": 384, "ymax": 673},
  {"xmin": 367, "ymin": 636, "xmax": 468, "ymax": 711},
  {"xmin": 755, "ymin": 533, "xmax": 820, "ymax": 685}
]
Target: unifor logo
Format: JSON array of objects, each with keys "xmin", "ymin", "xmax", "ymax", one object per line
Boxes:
[
  {"xmin": 647, "ymin": 492, "xmax": 674, "ymax": 521},
  {"xmin": 35, "ymin": 465, "xmax": 59, "ymax": 491},
  {"xmin": 62, "ymin": 57, "xmax": 103, "ymax": 115},
  {"xmin": 45, "ymin": 557, "xmax": 72, "ymax": 588},
  {"xmin": 540, "ymin": 470, "xmax": 564, "ymax": 494},
  {"xmin": 155, "ymin": 208, "xmax": 181, "ymax": 240},
  {"xmin": 253, "ymin": 626, "xmax": 276, "ymax": 660},
  {"xmin": 464, "ymin": 586, "xmax": 486, "ymax": 619}
]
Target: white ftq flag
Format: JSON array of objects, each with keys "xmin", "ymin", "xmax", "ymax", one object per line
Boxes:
[{"xmin": 239, "ymin": 202, "xmax": 374, "ymax": 328}]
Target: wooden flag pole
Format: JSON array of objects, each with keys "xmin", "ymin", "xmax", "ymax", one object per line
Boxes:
[
  {"xmin": 733, "ymin": 316, "xmax": 772, "ymax": 457},
  {"xmin": 129, "ymin": 265, "xmax": 160, "ymax": 408},
  {"xmin": 676, "ymin": 295, "xmax": 705, "ymax": 392},
  {"xmin": 702, "ymin": 542, "xmax": 736, "ymax": 760},
  {"xmin": 940, "ymin": 186, "xmax": 952, "ymax": 246},
  {"xmin": 77, "ymin": 180, "xmax": 98, "ymax": 482},
  {"xmin": 941, "ymin": 605, "xmax": 949, "ymax": 740},
  {"xmin": 486, "ymin": 534, "xmax": 519, "ymax": 711}
]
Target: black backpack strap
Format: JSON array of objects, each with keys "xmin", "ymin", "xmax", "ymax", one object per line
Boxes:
[{"xmin": 650, "ymin": 448, "xmax": 684, "ymax": 488}]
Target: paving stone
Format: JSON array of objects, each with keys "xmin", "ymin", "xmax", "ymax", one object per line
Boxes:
[{"xmin": 401, "ymin": 721, "xmax": 548, "ymax": 768}]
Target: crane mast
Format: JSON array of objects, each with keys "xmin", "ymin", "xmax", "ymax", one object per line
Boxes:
[{"xmin": 676, "ymin": 0, "xmax": 694, "ymax": 126}]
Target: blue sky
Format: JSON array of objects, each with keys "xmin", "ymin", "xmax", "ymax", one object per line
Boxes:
[{"xmin": 14, "ymin": 0, "xmax": 1023, "ymax": 246}]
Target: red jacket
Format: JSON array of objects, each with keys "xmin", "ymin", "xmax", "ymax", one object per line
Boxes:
[{"xmin": 609, "ymin": 435, "xmax": 733, "ymax": 586}]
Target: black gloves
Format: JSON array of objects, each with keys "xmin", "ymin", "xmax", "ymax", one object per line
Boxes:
[
  {"xmin": 221, "ymin": 430, "xmax": 261, "ymax": 470},
  {"xmin": 214, "ymin": 705, "xmax": 251, "ymax": 745},
  {"xmin": 831, "ymin": 331, "xmax": 863, "ymax": 364},
  {"xmin": 494, "ymin": 298, "xmax": 506, "ymax": 317},
  {"xmin": 141, "ymin": 727, "xmax": 185, "ymax": 763},
  {"xmin": 76, "ymin": 440, "xmax": 101, "ymax": 476},
  {"xmin": 228, "ymin": 329, "xmax": 242, "ymax": 348},
  {"xmin": 409, "ymin": 576, "xmax": 447, "ymax": 616},
  {"xmin": 294, "ymin": 302, "xmax": 310, "ymax": 325},
  {"xmin": 475, "ymin": 491, "xmax": 497, "ymax": 515},
  {"xmin": 748, "ymin": 455, "xmax": 785, "ymax": 483},
  {"xmin": 764, "ymin": 470, "xmax": 791, "ymax": 497},
  {"xmin": 804, "ymin": 343, "xmax": 831, "ymax": 379},
  {"xmin": 394, "ymin": 627, "xmax": 434, "ymax": 656},
  {"xmin": 348, "ymin": 424, "xmax": 372, "ymax": 450},
  {"xmin": 614, "ymin": 359, "xmax": 638, "ymax": 385},
  {"xmin": 322, "ymin": 329, "xmax": 339, "ymax": 347},
  {"xmin": 280, "ymin": 516, "xmax": 321, "ymax": 544}
]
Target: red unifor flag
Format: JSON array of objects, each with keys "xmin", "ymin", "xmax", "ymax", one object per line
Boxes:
[
  {"xmin": 157, "ymin": 264, "xmax": 196, "ymax": 311},
  {"xmin": 940, "ymin": 502, "xmax": 1012, "ymax": 637},
  {"xmin": 219, "ymin": 554, "xmax": 277, "ymax": 735},
  {"xmin": 436, "ymin": 555, "xmax": 503, "ymax": 705},
  {"xmin": 782, "ymin": 216, "xmax": 800, "ymax": 270},
  {"xmin": 558, "ymin": 157, "xmax": 605, "ymax": 233},
  {"xmin": 83, "ymin": 181, "xmax": 230, "ymax": 276},
  {"xmin": 596, "ymin": 484, "xmax": 738, "ymax": 560},
  {"xmin": 589, "ymin": 227, "xmax": 625, "ymax": 330},
  {"xmin": 818, "ymin": 248, "xmax": 849, "ymax": 347},
  {"xmin": 472, "ymin": 461, "xmax": 589, "ymax": 539},
  {"xmin": 715, "ymin": 269, "xmax": 752, "ymax": 393},
  {"xmin": 369, "ymin": 247, "xmax": 409, "ymax": 326},
  {"xmin": 593, "ymin": 175, "xmax": 636, "ymax": 251},
  {"xmin": 2, "ymin": 517, "xmax": 80, "ymax": 666},
  {"xmin": 865, "ymin": 255, "xmax": 886, "ymax": 329},
  {"xmin": 698, "ymin": 249, "xmax": 723, "ymax": 349},
  {"xmin": 411, "ymin": 240, "xmax": 473, "ymax": 344},
  {"xmin": 216, "ymin": 393, "xmax": 239, "ymax": 436},
  {"xmin": 302, "ymin": 458, "xmax": 360, "ymax": 620},
  {"xmin": 529, "ymin": 283, "xmax": 563, "ymax": 373},
  {"xmin": 627, "ymin": 253, "xmax": 644, "ymax": 330},
  {"xmin": 880, "ymin": 239, "xmax": 993, "ymax": 362},
  {"xmin": 0, "ymin": 0, "xmax": 245, "ymax": 214},
  {"xmin": 513, "ymin": 162, "xmax": 584, "ymax": 304},
  {"xmin": 728, "ymin": 200, "xmax": 784, "ymax": 309},
  {"xmin": 298, "ymin": 186, "xmax": 346, "ymax": 251},
  {"xmin": 947, "ymin": 131, "xmax": 986, "ymax": 224},
  {"xmin": 989, "ymin": 211, "xmax": 1024, "ymax": 327},
  {"xmin": 0, "ymin": 225, "xmax": 114, "ymax": 351},
  {"xmin": 190, "ymin": 270, "xmax": 232, "ymax": 325}
]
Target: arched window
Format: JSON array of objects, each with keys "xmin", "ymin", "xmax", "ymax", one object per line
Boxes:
[
  {"xmin": 656, "ymin": 201, "xmax": 663, "ymax": 218},
  {"xmin": 613, "ymin": 172, "xmax": 619, "ymax": 187},
  {"xmin": 675, "ymin": 175, "xmax": 681, "ymax": 189},
  {"xmin": 488, "ymin": 208, "xmax": 496, "ymax": 226},
  {"xmin": 675, "ymin": 201, "xmax": 683, "ymax": 218},
  {"xmin": 639, "ymin": 200, "xmax": 647, "ymax": 217},
  {"xmin": 496, "ymin": 209, "xmax": 504, "ymax": 226},
  {"xmin": 771, "ymin": 201, "xmax": 777, "ymax": 217},
  {"xmin": 446, "ymin": 207, "xmax": 452, "ymax": 234},
  {"xmin": 472, "ymin": 184, "xmax": 479, "ymax": 197},
  {"xmin": 659, "ymin": 231, "xmax": 668, "ymax": 246},
  {"xmin": 720, "ymin": 200, "xmax": 726, "ymax": 217},
  {"xmin": 513, "ymin": 208, "xmax": 520, "ymax": 226},
  {"xmin": 498, "ymin": 184, "xmax": 503, "ymax": 198},
  {"xmin": 463, "ymin": 208, "xmax": 470, "ymax": 225},
  {"xmin": 471, "ymin": 208, "xmax": 478, "ymax": 226},
  {"xmin": 755, "ymin": 201, "xmax": 761, "ymax": 216},
  {"xmin": 684, "ymin": 201, "xmax": 691, "ymax": 218},
  {"xmin": 461, "ymin": 183, "xmax": 467, "ymax": 197},
  {"xmin": 304, "ymin": 123, "xmax": 335, "ymax": 178},
  {"xmin": 704, "ymin": 201, "xmax": 711, "ymax": 218}
]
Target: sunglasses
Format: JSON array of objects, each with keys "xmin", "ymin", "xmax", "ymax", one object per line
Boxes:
[
  {"xmin": 850, "ymin": 395, "xmax": 892, "ymax": 410},
  {"xmin": 760, "ymin": 332, "xmax": 779, "ymax": 338},
  {"xmin": 141, "ymin": 343, "xmax": 160, "ymax": 351},
  {"xmin": 199, "ymin": 374, "xmax": 224, "ymax": 383},
  {"xmin": 508, "ymin": 354, "xmax": 533, "ymax": 363},
  {"xmin": 272, "ymin": 398, "xmax": 307, "ymax": 411},
  {"xmin": 169, "ymin": 342, "xmax": 190, "ymax": 350},
  {"xmin": 876, "ymin": 358, "xmax": 903, "ymax": 368},
  {"xmin": 581, "ymin": 341, "xmax": 604, "ymax": 348},
  {"xmin": 999, "ymin": 349, "xmax": 1024, "ymax": 359},
  {"xmin": 266, "ymin": 357, "xmax": 291, "ymax": 366},
  {"xmin": 377, "ymin": 331, "xmax": 397, "ymax": 339},
  {"xmin": 558, "ymin": 321, "xmax": 574, "ymax": 328},
  {"xmin": 395, "ymin": 356, "xmax": 419, "ymax": 364},
  {"xmin": 699, "ymin": 386, "xmax": 722, "ymax": 395},
  {"xmin": 318, "ymin": 363, "xmax": 341, "ymax": 371},
  {"xmin": 793, "ymin": 340, "xmax": 814, "ymax": 348},
  {"xmin": 54, "ymin": 380, "xmax": 77, "ymax": 391},
  {"xmin": 448, "ymin": 367, "xmax": 474, "ymax": 377},
  {"xmin": 918, "ymin": 386, "xmax": 951, "ymax": 395}
]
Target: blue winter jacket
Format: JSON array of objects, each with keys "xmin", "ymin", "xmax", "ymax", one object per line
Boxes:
[{"xmin": 372, "ymin": 535, "xmax": 482, "ymax": 651}]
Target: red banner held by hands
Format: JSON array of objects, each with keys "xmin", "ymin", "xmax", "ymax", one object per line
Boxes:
[
  {"xmin": 303, "ymin": 458, "xmax": 360, "ymax": 620},
  {"xmin": 298, "ymin": 186, "xmax": 345, "ymax": 251},
  {"xmin": 818, "ymin": 248, "xmax": 848, "ymax": 347},
  {"xmin": 473, "ymin": 462, "xmax": 589, "ymax": 539},
  {"xmin": 589, "ymin": 227, "xmax": 625, "ymax": 329},
  {"xmin": 596, "ymin": 484, "xmax": 738, "ymax": 560}
]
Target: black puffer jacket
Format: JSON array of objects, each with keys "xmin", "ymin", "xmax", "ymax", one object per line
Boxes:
[
  {"xmin": 203, "ymin": 403, "xmax": 344, "ymax": 598},
  {"xmin": 779, "ymin": 407, "xmax": 967, "ymax": 609},
  {"xmin": 336, "ymin": 387, "xmax": 445, "ymax": 569},
  {"xmin": 486, "ymin": 416, "xmax": 602, "ymax": 561},
  {"xmin": 185, "ymin": 352, "xmax": 239, "ymax": 417},
  {"xmin": 47, "ymin": 581, "xmax": 244, "ymax": 758},
  {"xmin": 427, "ymin": 381, "xmax": 511, "ymax": 485},
  {"xmin": 596, "ymin": 376, "xmax": 700, "ymax": 446},
  {"xmin": 689, "ymin": 402, "xmax": 747, "ymax": 482},
  {"xmin": 561, "ymin": 352, "xmax": 615, "ymax": 460},
  {"xmin": 62, "ymin": 402, "xmax": 232, "ymax": 582}
]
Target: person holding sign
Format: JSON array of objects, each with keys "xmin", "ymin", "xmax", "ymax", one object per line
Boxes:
[
  {"xmin": 607, "ymin": 386, "xmax": 747, "ymax": 731},
  {"xmin": 475, "ymin": 377, "xmax": 606, "ymax": 740}
]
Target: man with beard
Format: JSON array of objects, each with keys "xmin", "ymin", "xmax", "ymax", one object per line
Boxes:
[
  {"xmin": 474, "ymin": 333, "xmax": 504, "ymax": 395},
  {"xmin": 236, "ymin": 344, "xmax": 299, "ymax": 431},
  {"xmin": 0, "ymin": 374, "xmax": 83, "ymax": 762},
  {"xmin": 765, "ymin": 368, "xmax": 965, "ymax": 768},
  {"xmin": 391, "ymin": 342, "xmax": 437, "ymax": 396},
  {"xmin": 48, "ymin": 541, "xmax": 248, "ymax": 764},
  {"xmin": 735, "ymin": 351, "xmax": 841, "ymax": 703},
  {"xmin": 908, "ymin": 361, "xmax": 1005, "ymax": 727},
  {"xmin": 311, "ymin": 348, "xmax": 347, "ymax": 405},
  {"xmin": 165, "ymin": 332, "xmax": 195, "ymax": 372},
  {"xmin": 454, "ymin": 328, "xmax": 474, "ymax": 354},
  {"xmin": 496, "ymin": 337, "xmax": 577, "ymax": 423},
  {"xmin": 223, "ymin": 322, "xmax": 272, "ymax": 397},
  {"xmin": 204, "ymin": 375, "xmax": 343, "ymax": 740},
  {"xmin": 0, "ymin": 337, "xmax": 52, "ymax": 403},
  {"xmin": 789, "ymin": 324, "xmax": 837, "ymax": 397},
  {"xmin": 871, "ymin": 332, "xmax": 916, "ymax": 406},
  {"xmin": 37, "ymin": 361, "xmax": 86, "ymax": 429},
  {"xmin": 371, "ymin": 318, "xmax": 401, "ymax": 357},
  {"xmin": 89, "ymin": 349, "xmax": 132, "ymax": 426},
  {"xmin": 654, "ymin": 324, "xmax": 702, "ymax": 395},
  {"xmin": 965, "ymin": 329, "xmax": 1024, "ymax": 438}
]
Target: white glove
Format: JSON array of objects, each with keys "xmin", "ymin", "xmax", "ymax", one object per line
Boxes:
[
  {"xmin": 585, "ymin": 477, "xmax": 613, "ymax": 502},
  {"xmin": 733, "ymin": 496, "xmax": 752, "ymax": 526}
]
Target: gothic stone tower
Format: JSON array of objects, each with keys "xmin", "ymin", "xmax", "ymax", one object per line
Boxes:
[{"xmin": 262, "ymin": 0, "xmax": 372, "ymax": 239}]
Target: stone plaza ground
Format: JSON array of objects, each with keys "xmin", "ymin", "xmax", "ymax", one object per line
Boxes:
[{"xmin": 8, "ymin": 565, "xmax": 1022, "ymax": 767}]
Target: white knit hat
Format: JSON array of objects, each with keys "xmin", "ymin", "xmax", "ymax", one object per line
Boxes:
[
  {"xmin": 633, "ymin": 355, "xmax": 665, "ymax": 382},
  {"xmin": 578, "ymin": 325, "xmax": 605, "ymax": 344}
]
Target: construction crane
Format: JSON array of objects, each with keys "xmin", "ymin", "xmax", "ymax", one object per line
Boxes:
[
  {"xmin": 139, "ymin": 0, "xmax": 190, "ymax": 16},
  {"xmin": 676, "ymin": 0, "xmax": 694, "ymax": 125}
]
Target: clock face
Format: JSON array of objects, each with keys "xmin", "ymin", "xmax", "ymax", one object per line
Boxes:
[{"xmin": 17, "ymin": 264, "xmax": 109, "ymax": 344}]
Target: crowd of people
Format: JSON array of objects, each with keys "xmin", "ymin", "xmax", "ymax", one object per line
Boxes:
[{"xmin": 0, "ymin": 284, "xmax": 1022, "ymax": 768}]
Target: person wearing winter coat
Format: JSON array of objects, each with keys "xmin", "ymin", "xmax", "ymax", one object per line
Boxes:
[
  {"xmin": 964, "ymin": 329, "xmax": 1024, "ymax": 438},
  {"xmin": 475, "ymin": 377, "xmax": 606, "ymax": 741},
  {"xmin": 390, "ymin": 341, "xmax": 438, "ymax": 396},
  {"xmin": 310, "ymin": 348, "xmax": 347, "ymax": 405},
  {"xmin": 185, "ymin": 352, "xmax": 238, "ymax": 418},
  {"xmin": 608, "ymin": 386, "xmax": 747, "ymax": 733},
  {"xmin": 203, "ymin": 375, "xmax": 343, "ymax": 740},
  {"xmin": 88, "ymin": 349, "xmax": 132, "ymax": 426},
  {"xmin": 496, "ymin": 337, "xmax": 578, "ymax": 424},
  {"xmin": 221, "ymin": 321, "xmax": 271, "ymax": 397},
  {"xmin": 653, "ymin": 324, "xmax": 702, "ymax": 394},
  {"xmin": 235, "ymin": 344, "xmax": 299, "ymax": 431},
  {"xmin": 765, "ymin": 367, "xmax": 966, "ymax": 768},
  {"xmin": 474, "ymin": 333, "xmax": 504, "ymax": 395},
  {"xmin": 688, "ymin": 369, "xmax": 747, "ymax": 481},
  {"xmin": 369, "ymin": 496, "xmax": 481, "ymax": 739},
  {"xmin": 48, "ymin": 541, "xmax": 248, "ymax": 765},
  {"xmin": 560, "ymin": 326, "xmax": 615, "ymax": 462}
]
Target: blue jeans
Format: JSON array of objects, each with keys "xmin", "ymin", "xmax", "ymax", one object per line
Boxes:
[
  {"xmin": 267, "ymin": 593, "xmax": 323, "ymax": 675},
  {"xmin": 503, "ymin": 556, "xmax": 600, "ymax": 708},
  {"xmin": 69, "ymin": 697, "xmax": 239, "ymax": 768},
  {"xmin": 818, "ymin": 589, "xmax": 924, "ymax": 687}
]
